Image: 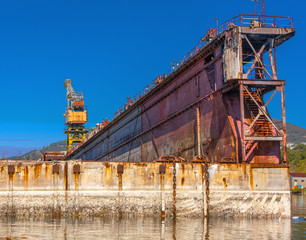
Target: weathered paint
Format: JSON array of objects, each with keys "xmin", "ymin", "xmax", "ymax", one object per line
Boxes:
[
  {"xmin": 66, "ymin": 23, "xmax": 294, "ymax": 165},
  {"xmin": 0, "ymin": 161, "xmax": 290, "ymax": 218}
]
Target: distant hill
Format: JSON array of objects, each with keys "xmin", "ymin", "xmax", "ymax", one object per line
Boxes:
[
  {"xmin": 1, "ymin": 140, "xmax": 66, "ymax": 160},
  {"xmin": 272, "ymin": 118, "xmax": 306, "ymax": 144},
  {"xmin": 286, "ymin": 122, "xmax": 306, "ymax": 143}
]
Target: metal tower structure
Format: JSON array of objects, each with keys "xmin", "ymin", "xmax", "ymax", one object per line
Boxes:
[{"xmin": 64, "ymin": 79, "xmax": 87, "ymax": 153}]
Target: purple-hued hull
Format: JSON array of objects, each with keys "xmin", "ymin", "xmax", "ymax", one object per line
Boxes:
[{"xmin": 66, "ymin": 16, "xmax": 295, "ymax": 164}]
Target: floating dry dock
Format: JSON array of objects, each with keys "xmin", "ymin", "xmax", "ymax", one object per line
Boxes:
[
  {"xmin": 67, "ymin": 15, "xmax": 294, "ymax": 165},
  {"xmin": 0, "ymin": 14, "xmax": 295, "ymax": 218}
]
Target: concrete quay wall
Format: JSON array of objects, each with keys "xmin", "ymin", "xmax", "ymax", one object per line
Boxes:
[{"xmin": 0, "ymin": 161, "xmax": 290, "ymax": 218}]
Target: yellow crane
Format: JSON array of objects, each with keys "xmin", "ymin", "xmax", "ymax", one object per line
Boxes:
[{"xmin": 63, "ymin": 79, "xmax": 87, "ymax": 153}]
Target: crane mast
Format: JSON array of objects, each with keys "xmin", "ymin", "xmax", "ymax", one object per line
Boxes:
[{"xmin": 64, "ymin": 79, "xmax": 87, "ymax": 153}]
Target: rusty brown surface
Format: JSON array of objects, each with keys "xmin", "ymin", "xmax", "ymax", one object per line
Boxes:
[
  {"xmin": 65, "ymin": 20, "xmax": 294, "ymax": 167},
  {"xmin": 73, "ymin": 164, "xmax": 81, "ymax": 174},
  {"xmin": 52, "ymin": 165, "xmax": 60, "ymax": 174},
  {"xmin": 117, "ymin": 164, "xmax": 124, "ymax": 174},
  {"xmin": 8, "ymin": 165, "xmax": 14, "ymax": 174},
  {"xmin": 159, "ymin": 164, "xmax": 166, "ymax": 174}
]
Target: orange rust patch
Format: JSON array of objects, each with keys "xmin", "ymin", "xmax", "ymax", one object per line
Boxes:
[
  {"xmin": 134, "ymin": 162, "xmax": 148, "ymax": 167},
  {"xmin": 118, "ymin": 173, "xmax": 122, "ymax": 191},
  {"xmin": 75, "ymin": 172, "xmax": 79, "ymax": 190},
  {"xmin": 8, "ymin": 172, "xmax": 13, "ymax": 188},
  {"xmin": 34, "ymin": 164, "xmax": 42, "ymax": 179},
  {"xmin": 181, "ymin": 177, "xmax": 185, "ymax": 187},
  {"xmin": 104, "ymin": 164, "xmax": 112, "ymax": 186},
  {"xmin": 181, "ymin": 164, "xmax": 185, "ymax": 174},
  {"xmin": 104, "ymin": 162, "xmax": 111, "ymax": 168},
  {"xmin": 64, "ymin": 162, "xmax": 68, "ymax": 202},
  {"xmin": 23, "ymin": 166, "xmax": 29, "ymax": 188},
  {"xmin": 222, "ymin": 177, "xmax": 227, "ymax": 190},
  {"xmin": 45, "ymin": 164, "xmax": 51, "ymax": 180},
  {"xmin": 249, "ymin": 167, "xmax": 254, "ymax": 190},
  {"xmin": 242, "ymin": 164, "xmax": 247, "ymax": 179},
  {"xmin": 16, "ymin": 166, "xmax": 21, "ymax": 173}
]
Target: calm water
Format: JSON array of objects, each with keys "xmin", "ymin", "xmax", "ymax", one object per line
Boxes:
[{"xmin": 0, "ymin": 194, "xmax": 305, "ymax": 240}]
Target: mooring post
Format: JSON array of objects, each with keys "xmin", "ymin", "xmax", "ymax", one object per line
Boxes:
[
  {"xmin": 203, "ymin": 164, "xmax": 209, "ymax": 217},
  {"xmin": 159, "ymin": 164, "xmax": 166, "ymax": 221},
  {"xmin": 117, "ymin": 164, "xmax": 123, "ymax": 218},
  {"xmin": 8, "ymin": 165, "xmax": 14, "ymax": 215},
  {"xmin": 172, "ymin": 161, "xmax": 177, "ymax": 218}
]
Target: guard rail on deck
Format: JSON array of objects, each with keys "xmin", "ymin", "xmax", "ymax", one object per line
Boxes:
[{"xmin": 113, "ymin": 14, "xmax": 293, "ymax": 119}]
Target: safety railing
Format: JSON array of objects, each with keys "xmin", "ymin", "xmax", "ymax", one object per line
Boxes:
[
  {"xmin": 113, "ymin": 15, "xmax": 293, "ymax": 120},
  {"xmin": 216, "ymin": 14, "xmax": 293, "ymax": 34}
]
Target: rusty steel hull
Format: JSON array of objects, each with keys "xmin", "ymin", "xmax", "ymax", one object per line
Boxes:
[{"xmin": 66, "ymin": 22, "xmax": 295, "ymax": 164}]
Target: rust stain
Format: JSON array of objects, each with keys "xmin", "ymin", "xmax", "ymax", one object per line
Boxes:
[
  {"xmin": 181, "ymin": 164, "xmax": 185, "ymax": 187},
  {"xmin": 45, "ymin": 164, "xmax": 51, "ymax": 180},
  {"xmin": 16, "ymin": 166, "xmax": 21, "ymax": 173},
  {"xmin": 34, "ymin": 164, "xmax": 42, "ymax": 179},
  {"xmin": 181, "ymin": 177, "xmax": 185, "ymax": 187},
  {"xmin": 23, "ymin": 166, "xmax": 29, "ymax": 188},
  {"xmin": 64, "ymin": 162, "xmax": 68, "ymax": 202},
  {"xmin": 222, "ymin": 177, "xmax": 227, "ymax": 190},
  {"xmin": 242, "ymin": 164, "xmax": 247, "ymax": 179},
  {"xmin": 104, "ymin": 163, "xmax": 112, "ymax": 186},
  {"xmin": 264, "ymin": 169, "xmax": 267, "ymax": 185},
  {"xmin": 201, "ymin": 164, "xmax": 205, "ymax": 185},
  {"xmin": 75, "ymin": 172, "xmax": 79, "ymax": 190},
  {"xmin": 249, "ymin": 166, "xmax": 254, "ymax": 190},
  {"xmin": 134, "ymin": 162, "xmax": 148, "ymax": 167},
  {"xmin": 8, "ymin": 172, "xmax": 13, "ymax": 190},
  {"xmin": 160, "ymin": 174, "xmax": 164, "ymax": 191},
  {"xmin": 104, "ymin": 162, "xmax": 110, "ymax": 168},
  {"xmin": 118, "ymin": 173, "xmax": 122, "ymax": 191}
]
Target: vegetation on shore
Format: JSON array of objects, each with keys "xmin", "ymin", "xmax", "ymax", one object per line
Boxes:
[{"xmin": 285, "ymin": 144, "xmax": 306, "ymax": 173}]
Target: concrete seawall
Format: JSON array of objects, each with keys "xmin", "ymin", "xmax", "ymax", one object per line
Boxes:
[{"xmin": 0, "ymin": 161, "xmax": 290, "ymax": 218}]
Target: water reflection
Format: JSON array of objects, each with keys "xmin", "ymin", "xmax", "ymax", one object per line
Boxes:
[
  {"xmin": 0, "ymin": 215, "xmax": 294, "ymax": 240},
  {"xmin": 292, "ymin": 194, "xmax": 306, "ymax": 240},
  {"xmin": 0, "ymin": 194, "xmax": 304, "ymax": 239}
]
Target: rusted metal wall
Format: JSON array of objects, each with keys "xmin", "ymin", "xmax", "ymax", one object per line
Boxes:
[
  {"xmin": 67, "ymin": 24, "xmax": 294, "ymax": 164},
  {"xmin": 70, "ymin": 41, "xmax": 236, "ymax": 163}
]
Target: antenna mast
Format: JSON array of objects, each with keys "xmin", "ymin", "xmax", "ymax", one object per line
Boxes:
[{"xmin": 253, "ymin": 0, "xmax": 265, "ymax": 15}]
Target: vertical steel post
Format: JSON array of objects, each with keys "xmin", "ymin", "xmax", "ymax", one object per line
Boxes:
[
  {"xmin": 239, "ymin": 32, "xmax": 246, "ymax": 163},
  {"xmin": 196, "ymin": 107, "xmax": 202, "ymax": 158},
  {"xmin": 281, "ymin": 83, "xmax": 287, "ymax": 163},
  {"xmin": 240, "ymin": 84, "xmax": 246, "ymax": 162}
]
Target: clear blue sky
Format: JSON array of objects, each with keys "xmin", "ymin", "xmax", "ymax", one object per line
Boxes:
[{"xmin": 0, "ymin": 0, "xmax": 304, "ymax": 151}]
